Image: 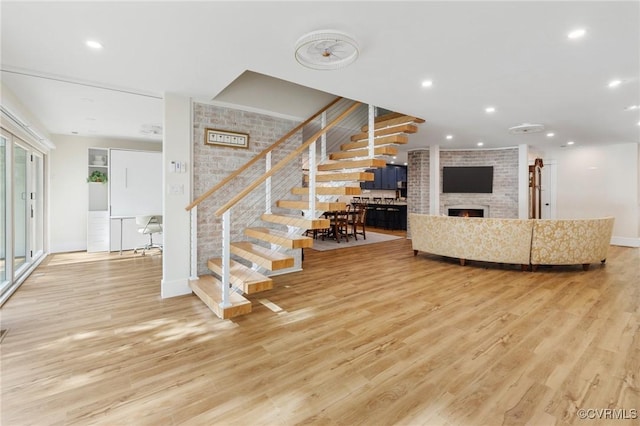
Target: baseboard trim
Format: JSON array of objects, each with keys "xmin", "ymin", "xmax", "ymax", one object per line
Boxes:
[{"xmin": 611, "ymin": 236, "xmax": 640, "ymax": 248}]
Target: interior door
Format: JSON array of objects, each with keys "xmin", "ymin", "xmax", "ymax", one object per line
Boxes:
[{"xmin": 540, "ymin": 160, "xmax": 557, "ymax": 219}]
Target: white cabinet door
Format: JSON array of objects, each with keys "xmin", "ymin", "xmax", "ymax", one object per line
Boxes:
[
  {"xmin": 87, "ymin": 211, "xmax": 109, "ymax": 252},
  {"xmin": 110, "ymin": 150, "xmax": 162, "ymax": 217}
]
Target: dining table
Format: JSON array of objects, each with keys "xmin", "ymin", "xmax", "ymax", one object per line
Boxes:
[{"xmin": 321, "ymin": 210, "xmax": 358, "ymax": 243}]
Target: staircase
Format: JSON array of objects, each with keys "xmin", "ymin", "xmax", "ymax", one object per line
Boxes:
[{"xmin": 188, "ymin": 105, "xmax": 424, "ymax": 319}]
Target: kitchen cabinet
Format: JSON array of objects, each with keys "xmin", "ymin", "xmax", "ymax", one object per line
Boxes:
[{"xmin": 361, "ymin": 165, "xmax": 407, "ymax": 190}]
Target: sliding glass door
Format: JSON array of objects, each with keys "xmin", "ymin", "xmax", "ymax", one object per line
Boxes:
[
  {"xmin": 0, "ymin": 130, "xmax": 46, "ymax": 304},
  {"xmin": 14, "ymin": 144, "xmax": 28, "ymax": 275},
  {"xmin": 0, "ymin": 134, "xmax": 7, "ymax": 291}
]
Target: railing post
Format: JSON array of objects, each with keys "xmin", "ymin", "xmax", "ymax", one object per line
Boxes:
[
  {"xmin": 265, "ymin": 152, "xmax": 272, "ymax": 214},
  {"xmin": 320, "ymin": 111, "xmax": 327, "ymax": 162},
  {"xmin": 190, "ymin": 206, "xmax": 198, "ymax": 280},
  {"xmin": 368, "ymin": 104, "xmax": 375, "ymax": 158},
  {"xmin": 308, "ymin": 140, "xmax": 317, "ymax": 217},
  {"xmin": 220, "ymin": 209, "xmax": 231, "ymax": 308}
]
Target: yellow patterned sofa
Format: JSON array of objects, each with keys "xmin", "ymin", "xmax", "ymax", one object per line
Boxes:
[
  {"xmin": 409, "ymin": 214, "xmax": 615, "ymax": 271},
  {"xmin": 530, "ymin": 217, "xmax": 615, "ymax": 271}
]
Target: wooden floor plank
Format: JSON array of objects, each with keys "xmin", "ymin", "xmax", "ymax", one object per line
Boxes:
[{"xmin": 1, "ymin": 241, "xmax": 638, "ymax": 425}]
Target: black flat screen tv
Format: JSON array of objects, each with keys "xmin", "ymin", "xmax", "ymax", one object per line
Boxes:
[{"xmin": 442, "ymin": 166, "xmax": 493, "ymax": 193}]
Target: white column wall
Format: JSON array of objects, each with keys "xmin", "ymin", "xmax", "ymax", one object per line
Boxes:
[
  {"xmin": 161, "ymin": 93, "xmax": 192, "ymax": 298},
  {"xmin": 518, "ymin": 144, "xmax": 529, "ymax": 219},
  {"xmin": 429, "ymin": 144, "xmax": 439, "ymax": 215}
]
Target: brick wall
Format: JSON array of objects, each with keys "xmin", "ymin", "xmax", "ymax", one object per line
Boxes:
[
  {"xmin": 193, "ymin": 103, "xmax": 302, "ymax": 275},
  {"xmin": 440, "ymin": 148, "xmax": 519, "ymax": 218},
  {"xmin": 407, "ymin": 150, "xmax": 430, "ymax": 237}
]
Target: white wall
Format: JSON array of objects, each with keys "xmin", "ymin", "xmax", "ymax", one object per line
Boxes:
[
  {"xmin": 49, "ymin": 135, "xmax": 161, "ymax": 252},
  {"xmin": 545, "ymin": 142, "xmax": 639, "ymax": 246},
  {"xmin": 161, "ymin": 93, "xmax": 192, "ymax": 298}
]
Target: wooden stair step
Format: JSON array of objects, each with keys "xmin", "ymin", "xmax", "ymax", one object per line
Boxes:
[
  {"xmin": 245, "ymin": 226, "xmax": 314, "ymax": 249},
  {"xmin": 189, "ymin": 276, "xmax": 251, "ymax": 319},
  {"xmin": 361, "ymin": 115, "xmax": 425, "ymax": 132},
  {"xmin": 340, "ymin": 135, "xmax": 409, "ymax": 152},
  {"xmin": 207, "ymin": 258, "xmax": 273, "ymax": 294},
  {"xmin": 261, "ymin": 213, "xmax": 330, "ymax": 229},
  {"xmin": 276, "ymin": 200, "xmax": 347, "ymax": 212},
  {"xmin": 350, "ymin": 124, "xmax": 418, "ymax": 141},
  {"xmin": 231, "ymin": 242, "xmax": 295, "ymax": 271},
  {"xmin": 317, "ymin": 158, "xmax": 387, "ymax": 171},
  {"xmin": 291, "ymin": 186, "xmax": 362, "ymax": 196},
  {"xmin": 304, "ymin": 171, "xmax": 374, "ymax": 182},
  {"xmin": 329, "ymin": 147, "xmax": 398, "ymax": 161},
  {"xmin": 368, "ymin": 111, "xmax": 426, "ymax": 126}
]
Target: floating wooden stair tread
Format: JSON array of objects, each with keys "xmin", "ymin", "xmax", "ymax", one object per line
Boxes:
[
  {"xmin": 207, "ymin": 258, "xmax": 273, "ymax": 294},
  {"xmin": 231, "ymin": 242, "xmax": 294, "ymax": 271},
  {"xmin": 317, "ymin": 158, "xmax": 387, "ymax": 171},
  {"xmin": 304, "ymin": 171, "xmax": 374, "ymax": 182},
  {"xmin": 329, "ymin": 147, "xmax": 398, "ymax": 161},
  {"xmin": 276, "ymin": 200, "xmax": 347, "ymax": 212},
  {"xmin": 369, "ymin": 111, "xmax": 426, "ymax": 125},
  {"xmin": 361, "ymin": 115, "xmax": 425, "ymax": 132},
  {"xmin": 261, "ymin": 213, "xmax": 330, "ymax": 229},
  {"xmin": 291, "ymin": 186, "xmax": 362, "ymax": 196},
  {"xmin": 245, "ymin": 227, "xmax": 313, "ymax": 249},
  {"xmin": 350, "ymin": 124, "xmax": 418, "ymax": 141},
  {"xmin": 340, "ymin": 135, "xmax": 409, "ymax": 152},
  {"xmin": 189, "ymin": 276, "xmax": 251, "ymax": 319}
]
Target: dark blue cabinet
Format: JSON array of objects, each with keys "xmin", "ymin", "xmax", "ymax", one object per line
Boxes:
[{"xmin": 361, "ymin": 165, "xmax": 407, "ymax": 190}]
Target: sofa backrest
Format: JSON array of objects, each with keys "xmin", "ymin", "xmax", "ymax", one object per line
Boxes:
[
  {"xmin": 409, "ymin": 214, "xmax": 534, "ymax": 264},
  {"xmin": 530, "ymin": 217, "xmax": 615, "ymax": 265}
]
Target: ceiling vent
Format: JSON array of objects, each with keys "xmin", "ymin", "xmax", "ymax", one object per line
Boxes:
[{"xmin": 508, "ymin": 123, "xmax": 545, "ymax": 134}]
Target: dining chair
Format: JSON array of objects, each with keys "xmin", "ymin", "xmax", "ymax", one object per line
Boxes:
[{"xmin": 351, "ymin": 205, "xmax": 367, "ymax": 240}]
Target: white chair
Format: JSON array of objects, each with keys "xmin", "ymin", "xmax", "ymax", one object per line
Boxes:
[{"xmin": 133, "ymin": 215, "xmax": 163, "ymax": 255}]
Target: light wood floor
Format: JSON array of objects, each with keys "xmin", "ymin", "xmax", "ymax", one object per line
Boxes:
[{"xmin": 1, "ymin": 239, "xmax": 639, "ymax": 425}]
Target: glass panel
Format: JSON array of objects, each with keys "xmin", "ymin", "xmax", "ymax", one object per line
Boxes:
[
  {"xmin": 32, "ymin": 154, "xmax": 44, "ymax": 259},
  {"xmin": 0, "ymin": 136, "xmax": 6, "ymax": 285},
  {"xmin": 14, "ymin": 145, "xmax": 27, "ymax": 274}
]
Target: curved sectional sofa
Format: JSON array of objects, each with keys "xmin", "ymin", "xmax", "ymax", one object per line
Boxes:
[{"xmin": 409, "ymin": 214, "xmax": 615, "ymax": 271}]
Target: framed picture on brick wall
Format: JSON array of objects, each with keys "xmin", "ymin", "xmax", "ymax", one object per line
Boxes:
[{"xmin": 205, "ymin": 128, "xmax": 249, "ymax": 149}]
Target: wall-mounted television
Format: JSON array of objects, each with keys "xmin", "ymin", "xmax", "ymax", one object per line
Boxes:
[{"xmin": 442, "ymin": 166, "xmax": 493, "ymax": 193}]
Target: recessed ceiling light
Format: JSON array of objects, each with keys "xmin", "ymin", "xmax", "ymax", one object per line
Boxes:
[
  {"xmin": 85, "ymin": 40, "xmax": 103, "ymax": 49},
  {"xmin": 390, "ymin": 161, "xmax": 395, "ymax": 164},
  {"xmin": 421, "ymin": 80, "xmax": 433, "ymax": 88},
  {"xmin": 637, "ymin": 120, "xmax": 640, "ymax": 126},
  {"xmin": 446, "ymin": 134, "xmax": 453, "ymax": 140},
  {"xmin": 567, "ymin": 141, "xmax": 575, "ymax": 145},
  {"xmin": 546, "ymin": 132, "xmax": 555, "ymax": 137},
  {"xmin": 567, "ymin": 28, "xmax": 586, "ymax": 39},
  {"xmin": 624, "ymin": 105, "xmax": 639, "ymax": 111},
  {"xmin": 404, "ymin": 162, "xmax": 408, "ymax": 166},
  {"xmin": 477, "ymin": 142, "xmax": 484, "ymax": 147},
  {"xmin": 392, "ymin": 156, "xmax": 397, "ymax": 159},
  {"xmin": 485, "ymin": 107, "xmax": 496, "ymax": 113},
  {"xmin": 608, "ymin": 79, "xmax": 622, "ymax": 88}
]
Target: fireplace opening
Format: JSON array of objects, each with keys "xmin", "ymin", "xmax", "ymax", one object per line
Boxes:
[{"xmin": 448, "ymin": 208, "xmax": 484, "ymax": 218}]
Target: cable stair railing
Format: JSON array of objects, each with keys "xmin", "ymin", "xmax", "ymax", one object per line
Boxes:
[{"xmin": 186, "ymin": 99, "xmax": 424, "ymax": 319}]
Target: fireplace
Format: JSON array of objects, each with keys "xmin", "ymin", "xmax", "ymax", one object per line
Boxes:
[{"xmin": 446, "ymin": 205, "xmax": 489, "ymax": 218}]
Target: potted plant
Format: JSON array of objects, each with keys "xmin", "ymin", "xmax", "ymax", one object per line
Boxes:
[{"xmin": 87, "ymin": 170, "xmax": 108, "ymax": 183}]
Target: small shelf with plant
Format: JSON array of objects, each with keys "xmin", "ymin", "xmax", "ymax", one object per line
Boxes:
[{"xmin": 87, "ymin": 170, "xmax": 108, "ymax": 183}]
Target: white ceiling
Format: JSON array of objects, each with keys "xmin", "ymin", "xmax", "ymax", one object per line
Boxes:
[{"xmin": 1, "ymin": 1, "xmax": 639, "ymax": 159}]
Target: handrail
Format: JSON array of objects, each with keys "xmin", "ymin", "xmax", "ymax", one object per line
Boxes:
[
  {"xmin": 185, "ymin": 96, "xmax": 344, "ymax": 211},
  {"xmin": 214, "ymin": 101, "xmax": 362, "ymax": 217}
]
